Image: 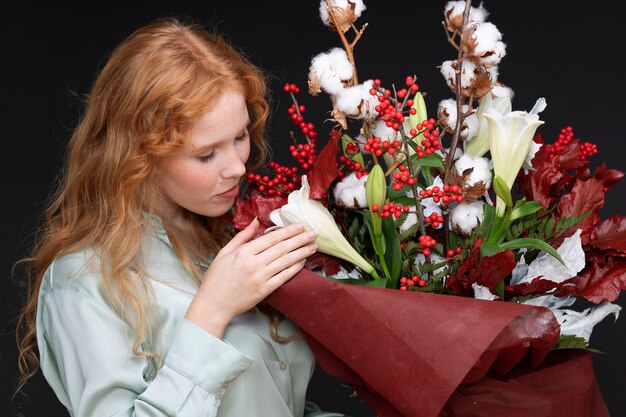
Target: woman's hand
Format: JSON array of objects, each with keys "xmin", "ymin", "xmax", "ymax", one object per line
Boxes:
[{"xmin": 185, "ymin": 218, "xmax": 317, "ymax": 338}]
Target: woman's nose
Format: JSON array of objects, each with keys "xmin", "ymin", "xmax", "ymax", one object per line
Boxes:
[{"xmin": 220, "ymin": 146, "xmax": 247, "ymax": 179}]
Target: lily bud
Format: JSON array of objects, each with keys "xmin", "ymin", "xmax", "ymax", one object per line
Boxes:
[{"xmin": 365, "ymin": 164, "xmax": 386, "ymax": 235}]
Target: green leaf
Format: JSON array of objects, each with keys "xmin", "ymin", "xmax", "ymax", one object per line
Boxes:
[
  {"xmin": 553, "ymin": 335, "xmax": 592, "ymax": 350},
  {"xmin": 341, "ymin": 134, "xmax": 364, "ymax": 166},
  {"xmin": 382, "ymin": 216, "xmax": 402, "ymax": 288},
  {"xmin": 499, "ymin": 238, "xmax": 564, "ymax": 264},
  {"xmin": 493, "ymin": 175, "xmax": 513, "ymax": 209},
  {"xmin": 409, "ymin": 152, "xmax": 444, "ymax": 168},
  {"xmin": 479, "ymin": 241, "xmax": 501, "ymax": 257},
  {"xmin": 510, "ymin": 201, "xmax": 542, "ymax": 221},
  {"xmin": 495, "ymin": 280, "xmax": 505, "ymax": 300},
  {"xmin": 366, "ymin": 278, "xmax": 389, "ymax": 288}
]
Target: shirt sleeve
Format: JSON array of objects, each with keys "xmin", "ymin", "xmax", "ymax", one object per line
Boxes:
[{"xmin": 38, "ymin": 287, "xmax": 254, "ymax": 417}]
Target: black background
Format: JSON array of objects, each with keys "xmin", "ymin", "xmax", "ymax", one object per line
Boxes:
[{"xmin": 2, "ymin": 1, "xmax": 625, "ymax": 416}]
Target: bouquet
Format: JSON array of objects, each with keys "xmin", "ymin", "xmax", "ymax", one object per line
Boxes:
[{"xmin": 232, "ymin": 1, "xmax": 625, "ymax": 416}]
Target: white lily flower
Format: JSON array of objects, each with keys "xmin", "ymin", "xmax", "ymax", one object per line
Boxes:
[
  {"xmin": 333, "ymin": 171, "xmax": 368, "ymax": 208},
  {"xmin": 270, "ymin": 175, "xmax": 375, "ymax": 275},
  {"xmin": 464, "ymin": 93, "xmax": 512, "ymax": 157},
  {"xmin": 483, "ymin": 97, "xmax": 546, "ymax": 216}
]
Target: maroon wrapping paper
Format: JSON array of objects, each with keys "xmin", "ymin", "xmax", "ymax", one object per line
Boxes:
[{"xmin": 266, "ymin": 268, "xmax": 609, "ymax": 417}]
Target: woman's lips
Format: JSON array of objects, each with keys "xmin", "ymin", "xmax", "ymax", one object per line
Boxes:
[{"xmin": 217, "ymin": 184, "xmax": 239, "ymax": 198}]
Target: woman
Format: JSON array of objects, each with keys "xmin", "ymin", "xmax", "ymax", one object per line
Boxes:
[{"xmin": 15, "ymin": 17, "xmax": 344, "ymax": 417}]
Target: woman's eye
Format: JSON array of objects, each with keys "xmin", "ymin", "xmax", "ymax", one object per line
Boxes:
[{"xmin": 198, "ymin": 153, "xmax": 216, "ymax": 163}]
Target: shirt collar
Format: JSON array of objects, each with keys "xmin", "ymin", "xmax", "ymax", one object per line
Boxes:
[{"xmin": 143, "ymin": 212, "xmax": 213, "ymax": 270}]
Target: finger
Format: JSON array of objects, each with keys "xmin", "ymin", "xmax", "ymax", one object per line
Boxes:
[
  {"xmin": 265, "ymin": 259, "xmax": 307, "ymax": 292},
  {"xmin": 256, "ymin": 229, "xmax": 317, "ymax": 265},
  {"xmin": 220, "ymin": 217, "xmax": 259, "ymax": 254},
  {"xmin": 246, "ymin": 222, "xmax": 309, "ymax": 255},
  {"xmin": 263, "ymin": 243, "xmax": 317, "ymax": 279}
]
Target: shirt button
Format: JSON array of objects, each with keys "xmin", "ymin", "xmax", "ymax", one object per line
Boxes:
[
  {"xmin": 279, "ymin": 361, "xmax": 288, "ymax": 371},
  {"xmin": 222, "ymin": 382, "xmax": 229, "ymax": 388}
]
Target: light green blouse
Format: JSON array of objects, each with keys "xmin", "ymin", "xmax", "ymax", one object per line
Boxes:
[{"xmin": 35, "ymin": 215, "xmax": 345, "ymax": 417}]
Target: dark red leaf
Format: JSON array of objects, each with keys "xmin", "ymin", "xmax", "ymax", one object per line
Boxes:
[
  {"xmin": 232, "ymin": 193, "xmax": 288, "ymax": 236},
  {"xmin": 591, "ymin": 215, "xmax": 626, "ymax": 253},
  {"xmin": 557, "ymin": 256, "xmax": 626, "ymax": 303},
  {"xmin": 505, "ymin": 276, "xmax": 573, "ymax": 298},
  {"xmin": 518, "ymin": 140, "xmax": 562, "ymax": 208},
  {"xmin": 594, "ymin": 163, "xmax": 624, "ymax": 191},
  {"xmin": 447, "ymin": 246, "xmax": 516, "ymax": 295},
  {"xmin": 555, "ymin": 177, "xmax": 604, "ymax": 246},
  {"xmin": 304, "ymin": 252, "xmax": 343, "ymax": 276},
  {"xmin": 309, "ymin": 129, "xmax": 341, "ymax": 200},
  {"xmin": 558, "ymin": 140, "xmax": 589, "ymax": 172}
]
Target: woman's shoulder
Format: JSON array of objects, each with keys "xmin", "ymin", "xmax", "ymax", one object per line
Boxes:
[{"xmin": 39, "ymin": 249, "xmax": 106, "ymax": 298}]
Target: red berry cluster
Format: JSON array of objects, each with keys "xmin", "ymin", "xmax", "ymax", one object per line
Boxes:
[
  {"xmin": 391, "ymin": 165, "xmax": 417, "ymax": 190},
  {"xmin": 369, "ymin": 77, "xmax": 420, "ymax": 132},
  {"xmin": 363, "ymin": 136, "xmax": 402, "ymax": 156},
  {"xmin": 399, "ymin": 275, "xmax": 426, "ymax": 291},
  {"xmin": 370, "ymin": 203, "xmax": 411, "ymax": 218},
  {"xmin": 549, "ymin": 126, "xmax": 598, "ymax": 161},
  {"xmin": 446, "ymin": 247, "xmax": 464, "ymax": 258},
  {"xmin": 345, "ymin": 141, "xmax": 360, "ymax": 155},
  {"xmin": 337, "ymin": 156, "xmax": 368, "ymax": 179},
  {"xmin": 246, "ymin": 161, "xmax": 300, "ymax": 196},
  {"xmin": 284, "ymin": 83, "xmax": 319, "ymax": 143},
  {"xmin": 418, "ymin": 235, "xmax": 437, "ymax": 257},
  {"xmin": 418, "ymin": 184, "xmax": 463, "ymax": 204},
  {"xmin": 424, "ymin": 213, "xmax": 445, "ymax": 229},
  {"xmin": 578, "ymin": 141, "xmax": 598, "ymax": 160},
  {"xmin": 549, "ymin": 126, "xmax": 574, "ymax": 158},
  {"xmin": 289, "ymin": 143, "xmax": 316, "ymax": 172},
  {"xmin": 409, "ymin": 119, "xmax": 441, "ymax": 157}
]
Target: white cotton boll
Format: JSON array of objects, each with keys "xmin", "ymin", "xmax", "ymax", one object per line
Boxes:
[
  {"xmin": 471, "ymin": 22, "xmax": 507, "ymax": 66},
  {"xmin": 309, "ymin": 48, "xmax": 354, "ymax": 95},
  {"xmin": 444, "ymin": 1, "xmax": 489, "ymax": 30},
  {"xmin": 440, "ymin": 60, "xmax": 456, "ymax": 88},
  {"xmin": 464, "ymin": 112, "xmax": 479, "ymax": 139},
  {"xmin": 441, "ymin": 60, "xmax": 477, "ymax": 91},
  {"xmin": 449, "ymin": 201, "xmax": 484, "ymax": 235},
  {"xmin": 438, "ymin": 99, "xmax": 473, "ymax": 139},
  {"xmin": 319, "ymin": 0, "xmax": 367, "ymax": 27},
  {"xmin": 335, "ymin": 79, "xmax": 378, "ymax": 119},
  {"xmin": 523, "ymin": 141, "xmax": 543, "ymax": 174},
  {"xmin": 435, "ymin": 146, "xmax": 463, "ymax": 162},
  {"xmin": 454, "ymin": 153, "xmax": 492, "ymax": 188},
  {"xmin": 491, "ymin": 84, "xmax": 515, "ymax": 99},
  {"xmin": 332, "ymin": 171, "xmax": 368, "ymax": 208},
  {"xmin": 472, "ymin": 283, "xmax": 498, "ymax": 300},
  {"xmin": 371, "ymin": 119, "xmax": 402, "ymax": 143}
]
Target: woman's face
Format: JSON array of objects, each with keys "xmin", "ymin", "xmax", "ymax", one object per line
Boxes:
[{"xmin": 158, "ymin": 88, "xmax": 251, "ymax": 220}]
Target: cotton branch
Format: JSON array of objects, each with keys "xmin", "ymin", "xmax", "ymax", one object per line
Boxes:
[
  {"xmin": 325, "ymin": 0, "xmax": 368, "ymax": 86},
  {"xmin": 443, "ymin": 0, "xmax": 472, "ymax": 182}
]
